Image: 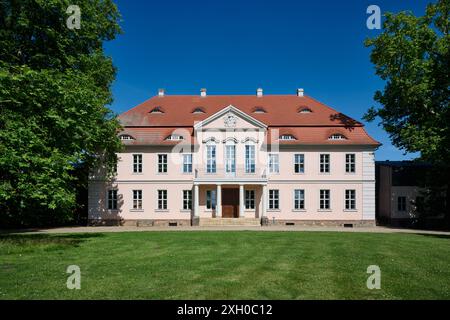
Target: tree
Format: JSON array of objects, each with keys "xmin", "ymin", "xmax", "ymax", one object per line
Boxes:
[
  {"xmin": 364, "ymin": 0, "xmax": 450, "ymax": 227},
  {"xmin": 0, "ymin": 0, "xmax": 123, "ymax": 227}
]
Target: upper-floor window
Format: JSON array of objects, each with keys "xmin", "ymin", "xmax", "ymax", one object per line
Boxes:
[
  {"xmin": 268, "ymin": 154, "xmax": 279, "ymax": 174},
  {"xmin": 133, "ymin": 154, "xmax": 142, "ymax": 173},
  {"xmin": 107, "ymin": 189, "xmax": 118, "ymax": 210},
  {"xmin": 225, "ymin": 144, "xmax": 236, "ymax": 174},
  {"xmin": 397, "ymin": 196, "xmax": 406, "ymax": 212},
  {"xmin": 294, "ymin": 154, "xmax": 305, "ymax": 173},
  {"xmin": 294, "ymin": 189, "xmax": 305, "ymax": 210},
  {"xmin": 192, "ymin": 107, "xmax": 205, "ymax": 114},
  {"xmin": 206, "ymin": 145, "xmax": 216, "ymax": 173},
  {"xmin": 245, "ymin": 190, "xmax": 255, "ymax": 209},
  {"xmin": 206, "ymin": 190, "xmax": 216, "ymax": 210},
  {"xmin": 328, "ymin": 133, "xmax": 347, "ymax": 140},
  {"xmin": 119, "ymin": 134, "xmax": 134, "ymax": 141},
  {"xmin": 183, "ymin": 190, "xmax": 192, "ymax": 210},
  {"xmin": 298, "ymin": 107, "xmax": 312, "ymax": 113},
  {"xmin": 166, "ymin": 134, "xmax": 184, "ymax": 141},
  {"xmin": 345, "ymin": 154, "xmax": 356, "ymax": 173},
  {"xmin": 132, "ymin": 190, "xmax": 142, "ymax": 210},
  {"xmin": 158, "ymin": 154, "xmax": 167, "ymax": 173},
  {"xmin": 268, "ymin": 189, "xmax": 279, "ymax": 210},
  {"xmin": 253, "ymin": 107, "xmax": 267, "ymax": 113},
  {"xmin": 183, "ymin": 154, "xmax": 193, "ymax": 173},
  {"xmin": 279, "ymin": 134, "xmax": 296, "ymax": 141},
  {"xmin": 320, "ymin": 154, "xmax": 330, "ymax": 173},
  {"xmin": 320, "ymin": 189, "xmax": 330, "ymax": 210},
  {"xmin": 345, "ymin": 189, "xmax": 356, "ymax": 210},
  {"xmin": 149, "ymin": 106, "xmax": 164, "ymax": 114},
  {"xmin": 158, "ymin": 190, "xmax": 167, "ymax": 210},
  {"xmin": 245, "ymin": 145, "xmax": 256, "ymax": 173}
]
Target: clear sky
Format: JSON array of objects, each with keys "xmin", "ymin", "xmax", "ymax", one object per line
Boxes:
[{"xmin": 104, "ymin": 0, "xmax": 433, "ymax": 161}]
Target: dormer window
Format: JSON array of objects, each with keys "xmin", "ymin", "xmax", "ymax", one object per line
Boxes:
[
  {"xmin": 298, "ymin": 107, "xmax": 312, "ymax": 113},
  {"xmin": 166, "ymin": 134, "xmax": 184, "ymax": 141},
  {"xmin": 150, "ymin": 106, "xmax": 164, "ymax": 114},
  {"xmin": 192, "ymin": 107, "xmax": 205, "ymax": 114},
  {"xmin": 328, "ymin": 133, "xmax": 347, "ymax": 140},
  {"xmin": 253, "ymin": 107, "xmax": 267, "ymax": 114},
  {"xmin": 279, "ymin": 134, "xmax": 296, "ymax": 141},
  {"xmin": 119, "ymin": 134, "xmax": 134, "ymax": 141}
]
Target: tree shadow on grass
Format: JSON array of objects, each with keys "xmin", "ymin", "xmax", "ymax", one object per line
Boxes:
[
  {"xmin": 413, "ymin": 233, "xmax": 450, "ymax": 240},
  {"xmin": 0, "ymin": 233, "xmax": 104, "ymax": 248}
]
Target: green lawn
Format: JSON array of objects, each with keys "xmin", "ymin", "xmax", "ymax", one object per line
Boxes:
[{"xmin": 0, "ymin": 231, "xmax": 449, "ymax": 299}]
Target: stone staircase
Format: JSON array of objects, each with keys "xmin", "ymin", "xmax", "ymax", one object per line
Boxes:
[{"xmin": 198, "ymin": 218, "xmax": 261, "ymax": 227}]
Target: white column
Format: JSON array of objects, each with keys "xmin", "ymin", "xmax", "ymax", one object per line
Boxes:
[
  {"xmin": 261, "ymin": 185, "xmax": 267, "ymax": 218},
  {"xmin": 216, "ymin": 184, "xmax": 222, "ymax": 218},
  {"xmin": 239, "ymin": 184, "xmax": 245, "ymax": 218},
  {"xmin": 194, "ymin": 184, "xmax": 199, "ymax": 217}
]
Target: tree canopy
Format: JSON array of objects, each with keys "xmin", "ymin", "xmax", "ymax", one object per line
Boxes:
[{"xmin": 0, "ymin": 0, "xmax": 123, "ymax": 226}]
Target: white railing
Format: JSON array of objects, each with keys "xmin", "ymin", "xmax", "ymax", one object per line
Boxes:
[{"xmin": 194, "ymin": 166, "xmax": 267, "ymax": 180}]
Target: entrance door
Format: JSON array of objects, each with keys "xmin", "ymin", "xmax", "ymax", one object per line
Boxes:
[{"xmin": 222, "ymin": 188, "xmax": 239, "ymax": 218}]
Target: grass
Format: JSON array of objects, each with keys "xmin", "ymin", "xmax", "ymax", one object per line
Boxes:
[{"xmin": 0, "ymin": 231, "xmax": 449, "ymax": 299}]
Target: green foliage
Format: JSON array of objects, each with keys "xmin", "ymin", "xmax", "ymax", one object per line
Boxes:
[
  {"xmin": 364, "ymin": 0, "xmax": 449, "ymax": 164},
  {"xmin": 0, "ymin": 0, "xmax": 123, "ymax": 227}
]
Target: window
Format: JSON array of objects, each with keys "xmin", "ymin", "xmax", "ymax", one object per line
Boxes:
[
  {"xmin": 119, "ymin": 134, "xmax": 134, "ymax": 141},
  {"xmin": 158, "ymin": 154, "xmax": 167, "ymax": 173},
  {"xmin": 268, "ymin": 154, "xmax": 279, "ymax": 174},
  {"xmin": 245, "ymin": 190, "xmax": 255, "ymax": 209},
  {"xmin": 279, "ymin": 134, "xmax": 296, "ymax": 141},
  {"xmin": 294, "ymin": 154, "xmax": 305, "ymax": 173},
  {"xmin": 132, "ymin": 190, "xmax": 142, "ymax": 210},
  {"xmin": 320, "ymin": 189, "xmax": 330, "ymax": 210},
  {"xmin": 225, "ymin": 145, "xmax": 236, "ymax": 173},
  {"xmin": 206, "ymin": 190, "xmax": 216, "ymax": 210},
  {"xmin": 158, "ymin": 190, "xmax": 167, "ymax": 210},
  {"xmin": 398, "ymin": 196, "xmax": 406, "ymax": 211},
  {"xmin": 183, "ymin": 154, "xmax": 192, "ymax": 173},
  {"xmin": 293, "ymin": 189, "xmax": 305, "ymax": 210},
  {"xmin": 192, "ymin": 107, "xmax": 205, "ymax": 114},
  {"xmin": 206, "ymin": 145, "xmax": 216, "ymax": 173},
  {"xmin": 133, "ymin": 154, "xmax": 142, "ymax": 173},
  {"xmin": 150, "ymin": 106, "xmax": 164, "ymax": 113},
  {"xmin": 298, "ymin": 107, "xmax": 312, "ymax": 113},
  {"xmin": 107, "ymin": 190, "xmax": 118, "ymax": 210},
  {"xmin": 320, "ymin": 154, "xmax": 330, "ymax": 173},
  {"xmin": 253, "ymin": 107, "xmax": 266, "ymax": 113},
  {"xmin": 269, "ymin": 189, "xmax": 279, "ymax": 210},
  {"xmin": 328, "ymin": 133, "xmax": 347, "ymax": 140},
  {"xmin": 345, "ymin": 190, "xmax": 356, "ymax": 210},
  {"xmin": 166, "ymin": 134, "xmax": 183, "ymax": 141},
  {"xmin": 346, "ymin": 154, "xmax": 356, "ymax": 173},
  {"xmin": 245, "ymin": 145, "xmax": 256, "ymax": 173},
  {"xmin": 183, "ymin": 190, "xmax": 192, "ymax": 210}
]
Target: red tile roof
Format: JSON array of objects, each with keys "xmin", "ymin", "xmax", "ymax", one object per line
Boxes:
[{"xmin": 118, "ymin": 94, "xmax": 380, "ymax": 146}]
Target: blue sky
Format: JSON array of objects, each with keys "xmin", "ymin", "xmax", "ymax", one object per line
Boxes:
[{"xmin": 104, "ymin": 0, "xmax": 432, "ymax": 161}]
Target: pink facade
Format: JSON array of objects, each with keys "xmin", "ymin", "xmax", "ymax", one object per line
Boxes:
[{"xmin": 88, "ymin": 91, "xmax": 379, "ymax": 226}]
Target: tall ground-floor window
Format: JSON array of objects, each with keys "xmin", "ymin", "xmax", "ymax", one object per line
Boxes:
[
  {"xmin": 206, "ymin": 190, "xmax": 216, "ymax": 210},
  {"xmin": 158, "ymin": 190, "xmax": 167, "ymax": 210},
  {"xmin": 268, "ymin": 189, "xmax": 279, "ymax": 210},
  {"xmin": 132, "ymin": 190, "xmax": 142, "ymax": 210},
  {"xmin": 183, "ymin": 190, "xmax": 192, "ymax": 210},
  {"xmin": 107, "ymin": 189, "xmax": 117, "ymax": 210},
  {"xmin": 345, "ymin": 189, "xmax": 356, "ymax": 210},
  {"xmin": 294, "ymin": 189, "xmax": 305, "ymax": 210},
  {"xmin": 320, "ymin": 189, "xmax": 330, "ymax": 210},
  {"xmin": 245, "ymin": 190, "xmax": 255, "ymax": 209},
  {"xmin": 397, "ymin": 196, "xmax": 406, "ymax": 211}
]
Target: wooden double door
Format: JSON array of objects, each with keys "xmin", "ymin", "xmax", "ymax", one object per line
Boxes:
[{"xmin": 221, "ymin": 188, "xmax": 239, "ymax": 218}]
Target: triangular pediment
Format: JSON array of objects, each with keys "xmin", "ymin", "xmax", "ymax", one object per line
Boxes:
[{"xmin": 194, "ymin": 105, "xmax": 267, "ymax": 130}]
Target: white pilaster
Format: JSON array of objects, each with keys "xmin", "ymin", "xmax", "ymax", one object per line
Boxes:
[
  {"xmin": 239, "ymin": 184, "xmax": 245, "ymax": 218},
  {"xmin": 194, "ymin": 184, "xmax": 199, "ymax": 217},
  {"xmin": 216, "ymin": 184, "xmax": 222, "ymax": 218}
]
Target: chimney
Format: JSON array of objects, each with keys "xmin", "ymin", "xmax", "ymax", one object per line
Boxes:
[
  {"xmin": 256, "ymin": 88, "xmax": 263, "ymax": 97},
  {"xmin": 297, "ymin": 88, "xmax": 304, "ymax": 97},
  {"xmin": 200, "ymin": 88, "xmax": 207, "ymax": 97},
  {"xmin": 158, "ymin": 88, "xmax": 165, "ymax": 97}
]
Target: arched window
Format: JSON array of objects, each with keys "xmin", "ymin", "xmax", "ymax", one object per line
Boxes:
[
  {"xmin": 279, "ymin": 134, "xmax": 296, "ymax": 141},
  {"xmin": 298, "ymin": 107, "xmax": 312, "ymax": 113},
  {"xmin": 192, "ymin": 107, "xmax": 205, "ymax": 114},
  {"xmin": 149, "ymin": 106, "xmax": 164, "ymax": 113},
  {"xmin": 253, "ymin": 107, "xmax": 267, "ymax": 114},
  {"xmin": 328, "ymin": 133, "xmax": 347, "ymax": 140},
  {"xmin": 119, "ymin": 134, "xmax": 134, "ymax": 141},
  {"xmin": 166, "ymin": 134, "xmax": 184, "ymax": 141}
]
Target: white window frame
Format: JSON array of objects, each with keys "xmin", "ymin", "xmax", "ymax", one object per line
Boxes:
[
  {"xmin": 319, "ymin": 189, "xmax": 330, "ymax": 210},
  {"xmin": 268, "ymin": 153, "xmax": 279, "ymax": 174},
  {"xmin": 245, "ymin": 144, "xmax": 256, "ymax": 173},
  {"xmin": 183, "ymin": 154, "xmax": 193, "ymax": 173},
  {"xmin": 157, "ymin": 189, "xmax": 167, "ymax": 210},
  {"xmin": 279, "ymin": 134, "xmax": 296, "ymax": 141},
  {"xmin": 107, "ymin": 189, "xmax": 118, "ymax": 210},
  {"xmin": 345, "ymin": 189, "xmax": 356, "ymax": 210},
  {"xmin": 294, "ymin": 189, "xmax": 305, "ymax": 210},
  {"xmin": 206, "ymin": 190, "xmax": 216, "ymax": 210},
  {"xmin": 294, "ymin": 154, "xmax": 305, "ymax": 174},
  {"xmin": 133, "ymin": 154, "xmax": 142, "ymax": 173},
  {"xmin": 206, "ymin": 145, "xmax": 216, "ymax": 173},
  {"xmin": 158, "ymin": 154, "xmax": 168, "ymax": 173},
  {"xmin": 183, "ymin": 190, "xmax": 192, "ymax": 210},
  {"xmin": 345, "ymin": 154, "xmax": 356, "ymax": 173},
  {"xmin": 268, "ymin": 189, "xmax": 279, "ymax": 210},
  {"xmin": 397, "ymin": 196, "xmax": 407, "ymax": 212},
  {"xmin": 245, "ymin": 189, "xmax": 255, "ymax": 210},
  {"xmin": 320, "ymin": 154, "xmax": 330, "ymax": 173},
  {"xmin": 225, "ymin": 144, "xmax": 236, "ymax": 174},
  {"xmin": 132, "ymin": 190, "xmax": 142, "ymax": 210}
]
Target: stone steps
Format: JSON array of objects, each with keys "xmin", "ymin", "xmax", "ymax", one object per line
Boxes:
[{"xmin": 199, "ymin": 218, "xmax": 261, "ymax": 227}]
